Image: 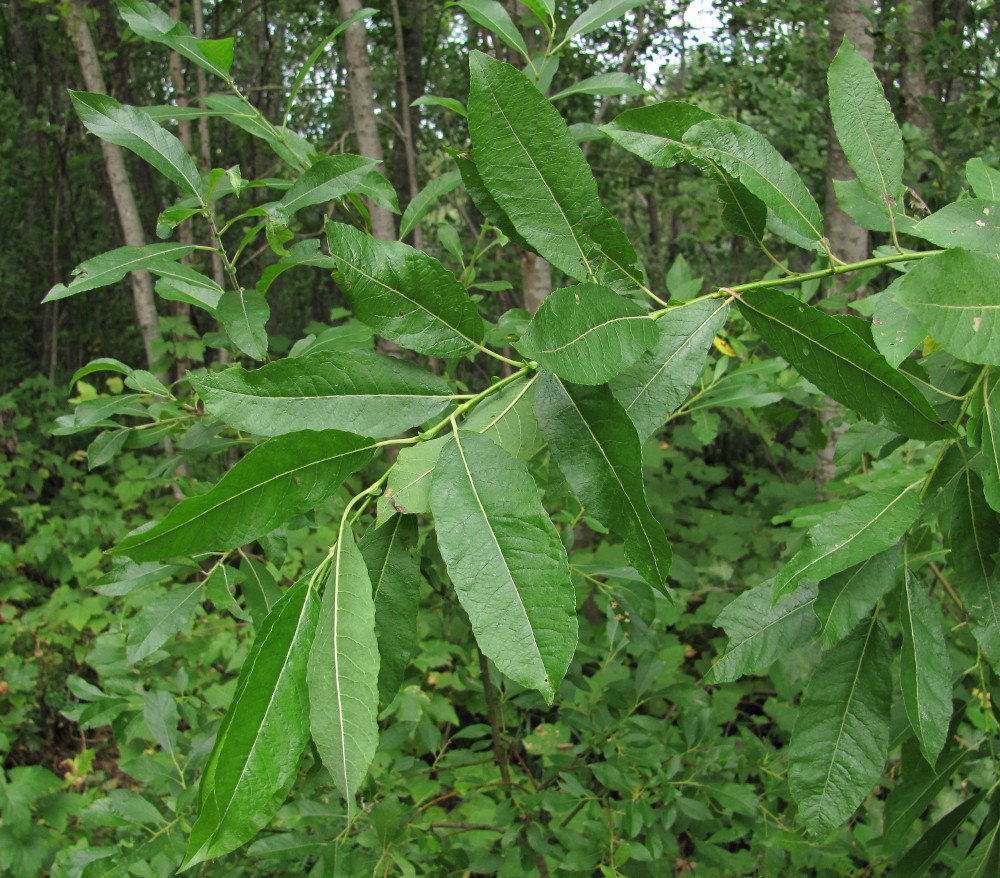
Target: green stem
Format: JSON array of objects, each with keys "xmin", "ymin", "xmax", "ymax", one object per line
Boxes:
[{"xmin": 419, "ymin": 365, "xmax": 535, "ymax": 442}]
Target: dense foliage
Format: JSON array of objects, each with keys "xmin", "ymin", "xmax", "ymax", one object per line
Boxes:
[{"xmin": 3, "ymin": 1, "xmax": 1000, "ymax": 876}]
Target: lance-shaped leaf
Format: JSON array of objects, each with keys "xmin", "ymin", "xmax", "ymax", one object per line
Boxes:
[
  {"xmin": 886, "ymin": 792, "xmax": 986, "ymax": 878},
  {"xmin": 359, "ymin": 517, "xmax": 420, "ymax": 707},
  {"xmin": 774, "ymin": 481, "xmax": 919, "ymax": 598},
  {"xmin": 151, "ymin": 262, "xmax": 224, "ymax": 313},
  {"xmin": 967, "ymin": 158, "xmax": 1000, "ymax": 200},
  {"xmin": 705, "ymin": 581, "xmax": 819, "ymax": 684},
  {"xmin": 183, "ymin": 579, "xmax": 319, "ymax": 868},
  {"xmin": 736, "ymin": 287, "xmax": 951, "ymax": 440},
  {"xmin": 971, "ymin": 370, "xmax": 1000, "ymax": 512},
  {"xmin": 815, "ymin": 546, "xmax": 899, "ymax": 647},
  {"xmin": 217, "ymin": 288, "xmax": 269, "ymax": 360},
  {"xmin": 899, "ymin": 575, "xmax": 952, "ymax": 766},
  {"xmin": 70, "ymin": 92, "xmax": 203, "ymax": 199},
  {"xmin": 192, "ymin": 351, "xmax": 452, "ymax": 439},
  {"xmin": 429, "ymin": 431, "xmax": 577, "ymax": 701},
  {"xmin": 454, "ymin": 0, "xmax": 529, "ymax": 58},
  {"xmin": 43, "ymin": 243, "xmax": 197, "ymax": 303},
  {"xmin": 126, "ymin": 583, "xmax": 202, "ymax": 664},
  {"xmin": 828, "ymin": 37, "xmax": 904, "ymax": 219},
  {"xmin": 399, "ymin": 171, "xmax": 463, "ymax": 240},
  {"xmin": 377, "ymin": 437, "xmax": 447, "ymax": 523},
  {"xmin": 112, "ymin": 430, "xmax": 376, "ymax": 562},
  {"xmin": 551, "ymin": 73, "xmax": 645, "ymax": 101},
  {"xmin": 278, "ymin": 155, "xmax": 377, "ymax": 215},
  {"xmin": 683, "ymin": 118, "xmax": 824, "ymax": 248},
  {"xmin": 565, "ymin": 0, "xmax": 645, "ymax": 40},
  {"xmin": 895, "ymin": 249, "xmax": 1000, "ymax": 366},
  {"xmin": 463, "ymin": 373, "xmax": 543, "ymax": 463},
  {"xmin": 950, "ymin": 468, "xmax": 1000, "ymax": 663},
  {"xmin": 602, "ymin": 101, "xmax": 715, "ymax": 168},
  {"xmin": 325, "ymin": 221, "xmax": 483, "ymax": 358},
  {"xmin": 788, "ymin": 614, "xmax": 892, "ymax": 837},
  {"xmin": 611, "ymin": 299, "xmax": 729, "ymax": 440},
  {"xmin": 954, "ymin": 795, "xmax": 1000, "ymax": 878},
  {"xmin": 307, "ymin": 532, "xmax": 380, "ymax": 806},
  {"xmin": 517, "ymin": 284, "xmax": 658, "ymax": 385},
  {"xmin": 454, "ymin": 153, "xmax": 531, "ymax": 249},
  {"xmin": 240, "ymin": 557, "xmax": 282, "ymax": 627},
  {"xmin": 468, "ymin": 52, "xmax": 605, "ymax": 281},
  {"xmin": 911, "ymin": 200, "xmax": 1000, "ymax": 255},
  {"xmin": 535, "ymin": 374, "xmax": 672, "ymax": 593}
]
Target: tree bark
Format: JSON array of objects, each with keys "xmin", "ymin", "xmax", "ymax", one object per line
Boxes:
[
  {"xmin": 900, "ymin": 0, "xmax": 935, "ymax": 137},
  {"xmin": 390, "ymin": 0, "xmax": 423, "ymax": 249},
  {"xmin": 65, "ymin": 0, "xmax": 162, "ymax": 374},
  {"xmin": 338, "ymin": 0, "xmax": 396, "ymax": 241}
]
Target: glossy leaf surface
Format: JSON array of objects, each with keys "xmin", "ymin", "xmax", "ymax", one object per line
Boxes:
[
  {"xmin": 44, "ymin": 243, "xmax": 197, "ymax": 303},
  {"xmin": 217, "ymin": 288, "xmax": 270, "ymax": 360}
]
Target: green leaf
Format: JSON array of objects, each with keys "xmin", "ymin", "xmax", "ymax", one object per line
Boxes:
[
  {"xmin": 278, "ymin": 155, "xmax": 378, "ymax": 215},
  {"xmin": 787, "ymin": 614, "xmax": 892, "ymax": 837},
  {"xmin": 70, "ymin": 91, "xmax": 203, "ymax": 199},
  {"xmin": 399, "ymin": 171, "xmax": 462, "ymax": 240},
  {"xmin": 516, "ymin": 284, "xmax": 658, "ymax": 385},
  {"xmin": 183, "ymin": 579, "xmax": 319, "ymax": 867},
  {"xmin": 193, "ymin": 351, "xmax": 452, "ymax": 439},
  {"xmin": 462, "ymin": 373, "xmax": 543, "ymax": 462},
  {"xmin": 603, "ymin": 101, "xmax": 715, "ymax": 169},
  {"xmin": 152, "ymin": 262, "xmax": 225, "ymax": 313},
  {"xmin": 467, "ymin": 52, "xmax": 607, "ymax": 281},
  {"xmin": 43, "ymin": 243, "xmax": 197, "ymax": 303},
  {"xmin": 950, "ymin": 468, "xmax": 1000, "ymax": 663},
  {"xmin": 454, "ymin": 151, "xmax": 531, "ymax": 249},
  {"xmin": 705, "ymin": 581, "xmax": 819, "ymax": 684},
  {"xmin": 240, "ymin": 557, "xmax": 282, "ymax": 627},
  {"xmin": 88, "ymin": 429, "xmax": 131, "ymax": 470},
  {"xmin": 429, "ymin": 431, "xmax": 577, "ymax": 701},
  {"xmin": 453, "ymin": 0, "xmax": 529, "ymax": 59},
  {"xmin": 683, "ymin": 118, "xmax": 824, "ymax": 248},
  {"xmin": 828, "ymin": 37, "xmax": 904, "ymax": 220},
  {"xmin": 325, "ymin": 221, "xmax": 484, "ymax": 358},
  {"xmin": 202, "ymin": 95, "xmax": 315, "ymax": 171},
  {"xmin": 715, "ymin": 170, "xmax": 769, "ymax": 244},
  {"xmin": 953, "ymin": 793, "xmax": 1000, "ymax": 878},
  {"xmin": 565, "ymin": 0, "xmax": 645, "ymax": 39},
  {"xmin": 378, "ymin": 437, "xmax": 447, "ymax": 523},
  {"xmin": 815, "ymin": 547, "xmax": 899, "ymax": 647},
  {"xmin": 868, "ymin": 277, "xmax": 927, "ymax": 367},
  {"xmin": 611, "ymin": 299, "xmax": 729, "ymax": 440},
  {"xmin": 116, "ymin": 0, "xmax": 233, "ymax": 80},
  {"xmin": 967, "ymin": 157, "xmax": 1000, "ymax": 200},
  {"xmin": 535, "ymin": 374, "xmax": 672, "ymax": 593},
  {"xmin": 217, "ymin": 288, "xmax": 270, "ymax": 360},
  {"xmin": 143, "ymin": 689, "xmax": 179, "ymax": 757},
  {"xmin": 125, "ymin": 583, "xmax": 202, "ymax": 663},
  {"xmin": 895, "ymin": 250, "xmax": 1000, "ymax": 366},
  {"xmin": 550, "ymin": 73, "xmax": 645, "ymax": 101},
  {"xmin": 970, "ymin": 370, "xmax": 1000, "ymax": 512},
  {"xmin": 112, "ymin": 431, "xmax": 376, "ymax": 562},
  {"xmin": 359, "ymin": 517, "xmax": 420, "ymax": 707},
  {"xmin": 884, "ymin": 740, "xmax": 974, "ymax": 849},
  {"xmin": 736, "ymin": 287, "xmax": 951, "ymax": 440},
  {"xmin": 899, "ymin": 575, "xmax": 952, "ymax": 766},
  {"xmin": 833, "ymin": 178, "xmax": 916, "ymax": 235},
  {"xmin": 911, "ymin": 200, "xmax": 1000, "ymax": 254},
  {"xmin": 307, "ymin": 532, "xmax": 380, "ymax": 806},
  {"xmin": 411, "ymin": 94, "xmax": 467, "ymax": 117},
  {"xmin": 885, "ymin": 791, "xmax": 986, "ymax": 878},
  {"xmin": 773, "ymin": 481, "xmax": 920, "ymax": 598}
]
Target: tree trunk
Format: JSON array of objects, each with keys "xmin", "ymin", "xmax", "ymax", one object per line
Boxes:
[
  {"xmin": 390, "ymin": 0, "xmax": 423, "ymax": 249},
  {"xmin": 900, "ymin": 0, "xmax": 935, "ymax": 137},
  {"xmin": 65, "ymin": 0, "xmax": 162, "ymax": 374},
  {"xmin": 521, "ymin": 252, "xmax": 551, "ymax": 315},
  {"xmin": 338, "ymin": 0, "xmax": 396, "ymax": 241},
  {"xmin": 816, "ymin": 0, "xmax": 876, "ymax": 487}
]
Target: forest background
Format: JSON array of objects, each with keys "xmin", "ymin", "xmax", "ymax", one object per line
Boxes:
[{"xmin": 1, "ymin": 0, "xmax": 999, "ymax": 875}]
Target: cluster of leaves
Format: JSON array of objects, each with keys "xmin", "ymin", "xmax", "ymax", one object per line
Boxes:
[{"xmin": 20, "ymin": 0, "xmax": 1000, "ymax": 874}]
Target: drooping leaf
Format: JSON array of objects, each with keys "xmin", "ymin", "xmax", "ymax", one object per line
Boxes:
[
  {"xmin": 453, "ymin": 152, "xmax": 531, "ymax": 249},
  {"xmin": 307, "ymin": 533, "xmax": 380, "ymax": 806},
  {"xmin": 683, "ymin": 118, "xmax": 824, "ymax": 248},
  {"xmin": 516, "ymin": 284, "xmax": 658, "ymax": 385},
  {"xmin": 950, "ymin": 468, "xmax": 1000, "ymax": 663},
  {"xmin": 602, "ymin": 101, "xmax": 714, "ymax": 168},
  {"xmin": 399, "ymin": 171, "xmax": 462, "ymax": 240},
  {"xmin": 611, "ymin": 299, "xmax": 729, "ymax": 439},
  {"xmin": 966, "ymin": 157, "xmax": 1000, "ymax": 200},
  {"xmin": 193, "ymin": 351, "xmax": 452, "ymax": 439},
  {"xmin": 240, "ymin": 557, "xmax": 282, "ymax": 627},
  {"xmin": 787, "ymin": 614, "xmax": 892, "ymax": 837},
  {"xmin": 467, "ymin": 52, "xmax": 607, "ymax": 281},
  {"xmin": 359, "ymin": 516, "xmax": 420, "ymax": 707},
  {"xmin": 814, "ymin": 546, "xmax": 899, "ymax": 647},
  {"xmin": 43, "ymin": 243, "xmax": 197, "ymax": 303},
  {"xmin": 429, "ymin": 431, "xmax": 577, "ymax": 701},
  {"xmin": 325, "ymin": 221, "xmax": 484, "ymax": 358},
  {"xmin": 535, "ymin": 374, "xmax": 672, "ymax": 593},
  {"xmin": 112, "ymin": 431, "xmax": 376, "ymax": 562},
  {"xmin": 899, "ymin": 575, "xmax": 952, "ymax": 766},
  {"xmin": 550, "ymin": 73, "xmax": 645, "ymax": 101},
  {"xmin": 895, "ymin": 249, "xmax": 1000, "ymax": 366},
  {"xmin": 125, "ymin": 583, "xmax": 202, "ymax": 664},
  {"xmin": 411, "ymin": 94, "xmax": 467, "ymax": 117},
  {"xmin": 201, "ymin": 94, "xmax": 316, "ymax": 170},
  {"xmin": 183, "ymin": 580, "xmax": 318, "ymax": 867},
  {"xmin": 705, "ymin": 581, "xmax": 819, "ymax": 684},
  {"xmin": 70, "ymin": 92, "xmax": 203, "ymax": 199},
  {"xmin": 217, "ymin": 288, "xmax": 270, "ymax": 360},
  {"xmin": 564, "ymin": 0, "xmax": 645, "ymax": 40},
  {"xmin": 911, "ymin": 200, "xmax": 1000, "ymax": 254},
  {"xmin": 278, "ymin": 155, "xmax": 377, "ymax": 215},
  {"xmin": 736, "ymin": 287, "xmax": 951, "ymax": 440},
  {"xmin": 773, "ymin": 480, "xmax": 920, "ymax": 598},
  {"xmin": 454, "ymin": 0, "xmax": 529, "ymax": 58},
  {"xmin": 151, "ymin": 262, "xmax": 225, "ymax": 313},
  {"xmin": 828, "ymin": 36, "xmax": 904, "ymax": 220},
  {"xmin": 885, "ymin": 791, "xmax": 987, "ymax": 878}
]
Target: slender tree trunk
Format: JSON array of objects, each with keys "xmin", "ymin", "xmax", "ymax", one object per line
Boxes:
[
  {"xmin": 900, "ymin": 0, "xmax": 935, "ymax": 137},
  {"xmin": 338, "ymin": 0, "xmax": 396, "ymax": 241},
  {"xmin": 521, "ymin": 252, "xmax": 552, "ymax": 315},
  {"xmin": 390, "ymin": 0, "xmax": 423, "ymax": 249},
  {"xmin": 65, "ymin": 0, "xmax": 162, "ymax": 374}
]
